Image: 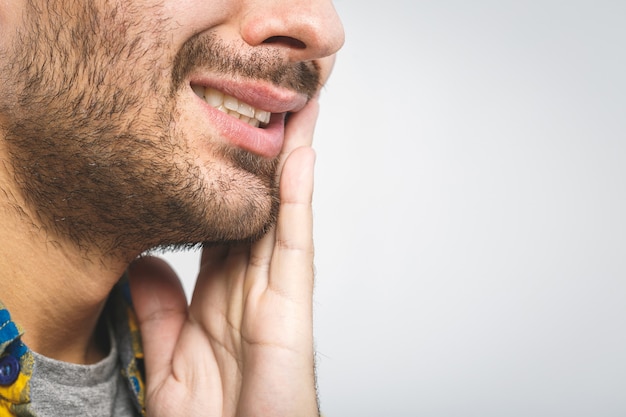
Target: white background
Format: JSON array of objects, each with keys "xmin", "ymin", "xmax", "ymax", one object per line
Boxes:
[{"xmin": 163, "ymin": 1, "xmax": 626, "ymax": 416}]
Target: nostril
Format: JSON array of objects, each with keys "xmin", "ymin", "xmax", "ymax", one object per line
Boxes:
[{"xmin": 263, "ymin": 36, "xmax": 306, "ymax": 50}]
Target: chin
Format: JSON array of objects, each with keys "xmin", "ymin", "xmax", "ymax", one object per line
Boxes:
[{"xmin": 152, "ymin": 184, "xmax": 280, "ymax": 253}]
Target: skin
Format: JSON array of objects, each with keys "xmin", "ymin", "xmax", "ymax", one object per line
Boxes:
[{"xmin": 0, "ymin": 0, "xmax": 343, "ymax": 415}]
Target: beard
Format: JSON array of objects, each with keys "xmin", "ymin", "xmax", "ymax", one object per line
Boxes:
[{"xmin": 0, "ymin": 1, "xmax": 320, "ymax": 259}]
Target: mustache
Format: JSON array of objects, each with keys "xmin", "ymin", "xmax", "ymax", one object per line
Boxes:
[{"xmin": 171, "ymin": 33, "xmax": 321, "ymax": 99}]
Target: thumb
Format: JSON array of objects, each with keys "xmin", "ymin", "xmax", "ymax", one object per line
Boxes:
[{"xmin": 128, "ymin": 256, "xmax": 188, "ymax": 385}]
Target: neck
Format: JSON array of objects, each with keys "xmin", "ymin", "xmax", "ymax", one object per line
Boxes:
[{"xmin": 0, "ymin": 201, "xmax": 136, "ymax": 364}]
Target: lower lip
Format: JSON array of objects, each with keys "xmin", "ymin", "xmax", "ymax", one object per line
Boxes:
[{"xmin": 195, "ymin": 94, "xmax": 285, "ymax": 158}]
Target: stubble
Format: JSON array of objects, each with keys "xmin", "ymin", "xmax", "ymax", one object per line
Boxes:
[{"xmin": 0, "ymin": 1, "xmax": 320, "ymax": 260}]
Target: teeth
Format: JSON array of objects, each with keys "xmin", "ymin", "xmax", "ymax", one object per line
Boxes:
[
  {"xmin": 238, "ymin": 103, "xmax": 255, "ymax": 118},
  {"xmin": 193, "ymin": 85, "xmax": 272, "ymax": 128},
  {"xmin": 224, "ymin": 95, "xmax": 239, "ymax": 112},
  {"xmin": 255, "ymin": 109, "xmax": 270, "ymax": 125},
  {"xmin": 205, "ymin": 89, "xmax": 223, "ymax": 107}
]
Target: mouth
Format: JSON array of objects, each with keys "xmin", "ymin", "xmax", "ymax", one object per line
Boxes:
[
  {"xmin": 188, "ymin": 78, "xmax": 308, "ymax": 158},
  {"xmin": 191, "ymin": 84, "xmax": 272, "ymax": 129}
]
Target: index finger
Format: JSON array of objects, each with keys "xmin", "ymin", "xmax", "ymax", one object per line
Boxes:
[
  {"xmin": 268, "ymin": 146, "xmax": 316, "ymax": 301},
  {"xmin": 276, "ymin": 98, "xmax": 320, "ymax": 181}
]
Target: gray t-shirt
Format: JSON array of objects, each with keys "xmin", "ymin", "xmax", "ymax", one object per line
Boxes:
[{"xmin": 29, "ymin": 326, "xmax": 137, "ymax": 417}]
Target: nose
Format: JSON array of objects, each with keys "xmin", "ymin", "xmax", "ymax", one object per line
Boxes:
[{"xmin": 240, "ymin": 0, "xmax": 345, "ymax": 62}]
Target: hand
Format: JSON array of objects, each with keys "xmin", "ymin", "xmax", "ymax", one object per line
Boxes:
[{"xmin": 128, "ymin": 99, "xmax": 320, "ymax": 417}]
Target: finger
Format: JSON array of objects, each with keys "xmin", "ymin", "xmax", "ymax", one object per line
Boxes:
[
  {"xmin": 195, "ymin": 244, "xmax": 233, "ymax": 305},
  {"xmin": 191, "ymin": 244, "xmax": 249, "ymax": 339},
  {"xmin": 276, "ymin": 98, "xmax": 320, "ymax": 180},
  {"xmin": 247, "ymin": 99, "xmax": 319, "ymax": 284},
  {"xmin": 199, "ymin": 244, "xmax": 229, "ymax": 266},
  {"xmin": 244, "ymin": 226, "xmax": 276, "ymax": 294},
  {"xmin": 194, "ymin": 244, "xmax": 247, "ymax": 305},
  {"xmin": 269, "ymin": 146, "xmax": 316, "ymax": 300},
  {"xmin": 128, "ymin": 256, "xmax": 188, "ymax": 385}
]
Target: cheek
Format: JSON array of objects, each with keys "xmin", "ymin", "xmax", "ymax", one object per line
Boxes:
[
  {"xmin": 0, "ymin": 3, "xmax": 26, "ymax": 27},
  {"xmin": 317, "ymin": 54, "xmax": 338, "ymax": 87},
  {"xmin": 159, "ymin": 0, "xmax": 234, "ymax": 44}
]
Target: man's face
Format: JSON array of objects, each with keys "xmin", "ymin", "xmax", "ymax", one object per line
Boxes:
[{"xmin": 0, "ymin": 0, "xmax": 343, "ymax": 256}]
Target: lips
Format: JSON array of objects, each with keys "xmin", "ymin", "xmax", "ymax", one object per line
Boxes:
[{"xmin": 189, "ymin": 79, "xmax": 308, "ymax": 158}]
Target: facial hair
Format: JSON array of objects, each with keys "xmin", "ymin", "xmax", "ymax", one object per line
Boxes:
[{"xmin": 0, "ymin": 1, "xmax": 320, "ymax": 259}]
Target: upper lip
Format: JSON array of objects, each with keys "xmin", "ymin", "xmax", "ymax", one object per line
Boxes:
[{"xmin": 189, "ymin": 73, "xmax": 309, "ymax": 115}]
